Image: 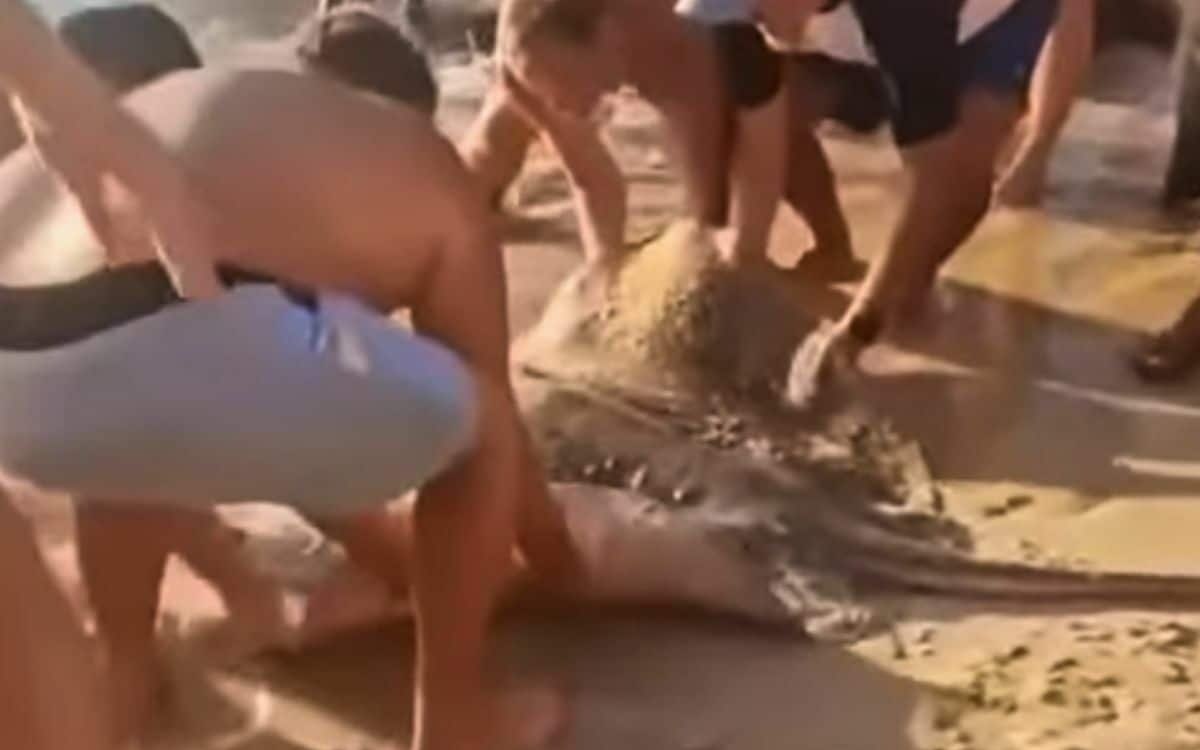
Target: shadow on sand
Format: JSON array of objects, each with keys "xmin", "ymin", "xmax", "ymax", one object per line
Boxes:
[{"xmin": 184, "ymin": 614, "xmax": 926, "ymax": 750}]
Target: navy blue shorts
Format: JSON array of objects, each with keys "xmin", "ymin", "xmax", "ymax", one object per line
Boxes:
[
  {"xmin": 792, "ymin": 0, "xmax": 1060, "ymax": 145},
  {"xmin": 963, "ymin": 0, "xmax": 1061, "ymax": 95}
]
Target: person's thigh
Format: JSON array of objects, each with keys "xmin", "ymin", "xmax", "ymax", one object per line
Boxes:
[
  {"xmin": 947, "ymin": 87, "xmax": 1024, "ymax": 181},
  {"xmin": 787, "ymin": 53, "xmax": 889, "ymax": 133},
  {"xmin": 0, "ymin": 286, "xmax": 477, "ymax": 518}
]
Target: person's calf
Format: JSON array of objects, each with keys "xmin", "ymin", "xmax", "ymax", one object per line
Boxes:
[
  {"xmin": 75, "ymin": 504, "xmax": 171, "ymax": 745},
  {"xmin": 0, "ymin": 494, "xmax": 117, "ymax": 750},
  {"xmin": 318, "ymin": 503, "xmax": 414, "ymax": 599}
]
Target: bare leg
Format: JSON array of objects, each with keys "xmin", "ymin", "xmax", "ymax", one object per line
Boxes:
[
  {"xmin": 790, "ymin": 90, "xmax": 1021, "ymax": 406},
  {"xmin": 849, "ymin": 90, "xmax": 1020, "ymax": 329},
  {"xmin": 995, "ymin": 0, "xmax": 1094, "ymax": 207},
  {"xmin": 320, "ymin": 386, "xmax": 573, "ymax": 750},
  {"xmin": 407, "ymin": 382, "xmax": 524, "ymax": 750},
  {"xmin": 514, "ymin": 443, "xmax": 585, "ymax": 597},
  {"xmin": 75, "ymin": 503, "xmax": 170, "ymax": 747},
  {"xmin": 722, "ymin": 77, "xmax": 788, "ymax": 267},
  {"xmin": 0, "ymin": 491, "xmax": 114, "ymax": 750},
  {"xmin": 782, "ymin": 65, "xmax": 862, "ymax": 282},
  {"xmin": 458, "ymin": 82, "xmax": 538, "ymax": 209}
]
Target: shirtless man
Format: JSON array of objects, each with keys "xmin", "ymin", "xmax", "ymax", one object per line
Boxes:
[
  {"xmin": 673, "ymin": 0, "xmax": 1058, "ymax": 401},
  {"xmin": 459, "ymin": 0, "xmax": 862, "ymax": 281},
  {"xmin": 28, "ymin": 9, "xmax": 459, "ymax": 736},
  {"xmin": 0, "ymin": 64, "xmax": 580, "ymax": 750}
]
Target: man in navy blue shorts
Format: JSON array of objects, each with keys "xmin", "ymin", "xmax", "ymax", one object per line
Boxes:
[{"xmin": 675, "ymin": 0, "xmax": 1059, "ymax": 399}]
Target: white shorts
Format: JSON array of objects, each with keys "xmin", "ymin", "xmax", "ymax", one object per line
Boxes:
[{"xmin": 0, "ymin": 285, "xmax": 478, "ymax": 517}]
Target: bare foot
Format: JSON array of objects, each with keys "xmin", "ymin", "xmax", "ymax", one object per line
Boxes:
[
  {"xmin": 995, "ymin": 145, "xmax": 1050, "ymax": 208},
  {"xmin": 788, "ymin": 247, "xmax": 867, "ymax": 285}
]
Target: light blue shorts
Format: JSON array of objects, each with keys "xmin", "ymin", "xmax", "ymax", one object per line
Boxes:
[{"xmin": 0, "ymin": 286, "xmax": 478, "ymax": 517}]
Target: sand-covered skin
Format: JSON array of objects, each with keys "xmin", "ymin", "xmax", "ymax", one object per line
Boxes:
[{"xmin": 14, "ymin": 35, "xmax": 1200, "ymax": 750}]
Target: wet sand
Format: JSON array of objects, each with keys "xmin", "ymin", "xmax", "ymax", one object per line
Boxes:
[{"xmin": 21, "ymin": 39, "xmax": 1200, "ymax": 750}]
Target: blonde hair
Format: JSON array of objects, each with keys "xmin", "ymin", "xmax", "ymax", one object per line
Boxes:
[{"xmin": 499, "ymin": 0, "xmax": 606, "ymax": 57}]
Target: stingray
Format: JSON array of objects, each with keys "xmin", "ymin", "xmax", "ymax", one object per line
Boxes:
[
  {"xmin": 511, "ymin": 219, "xmax": 1200, "ymax": 636},
  {"xmin": 183, "ymin": 220, "xmax": 1200, "ymax": 658}
]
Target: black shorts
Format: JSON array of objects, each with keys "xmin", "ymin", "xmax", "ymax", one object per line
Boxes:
[
  {"xmin": 0, "ymin": 264, "xmax": 314, "ymax": 351},
  {"xmin": 799, "ymin": 0, "xmax": 1058, "ymax": 144},
  {"xmin": 712, "ymin": 0, "xmax": 1059, "ymax": 146}
]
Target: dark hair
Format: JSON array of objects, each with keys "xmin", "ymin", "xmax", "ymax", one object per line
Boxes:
[
  {"xmin": 57, "ymin": 4, "xmax": 202, "ymax": 94},
  {"xmin": 297, "ymin": 4, "xmax": 439, "ymax": 116}
]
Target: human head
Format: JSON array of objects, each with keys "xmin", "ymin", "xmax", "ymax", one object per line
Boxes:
[
  {"xmin": 499, "ymin": 0, "xmax": 623, "ymax": 118},
  {"xmin": 0, "ymin": 4, "xmax": 201, "ymax": 160},
  {"xmin": 673, "ymin": 0, "xmax": 832, "ymax": 49},
  {"xmin": 296, "ymin": 1, "xmax": 439, "ymax": 116},
  {"xmin": 56, "ymin": 4, "xmax": 202, "ymax": 94}
]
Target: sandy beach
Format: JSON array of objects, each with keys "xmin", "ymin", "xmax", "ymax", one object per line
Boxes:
[{"xmin": 15, "ymin": 28, "xmax": 1200, "ymax": 750}]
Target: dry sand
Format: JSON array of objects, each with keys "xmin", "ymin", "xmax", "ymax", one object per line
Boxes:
[{"xmin": 19, "ymin": 40, "xmax": 1200, "ymax": 750}]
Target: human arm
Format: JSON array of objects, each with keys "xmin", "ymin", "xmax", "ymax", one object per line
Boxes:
[
  {"xmin": 0, "ymin": 0, "xmax": 222, "ymax": 297},
  {"xmin": 787, "ymin": 1, "xmax": 984, "ymax": 404},
  {"xmin": 996, "ymin": 0, "xmax": 1093, "ymax": 206},
  {"xmin": 501, "ymin": 68, "xmax": 626, "ymax": 268}
]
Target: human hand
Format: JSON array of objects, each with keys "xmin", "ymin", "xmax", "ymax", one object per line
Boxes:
[
  {"xmin": 137, "ymin": 181, "xmax": 227, "ymax": 300},
  {"xmin": 785, "ymin": 318, "xmax": 857, "ymax": 409},
  {"xmin": 85, "ymin": 166, "xmax": 226, "ymax": 300}
]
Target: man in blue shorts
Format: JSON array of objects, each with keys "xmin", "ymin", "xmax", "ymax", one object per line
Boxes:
[{"xmin": 675, "ymin": 0, "xmax": 1059, "ymax": 398}]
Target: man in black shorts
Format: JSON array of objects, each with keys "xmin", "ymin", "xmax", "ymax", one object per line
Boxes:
[{"xmin": 676, "ymin": 0, "xmax": 1059, "ymax": 399}]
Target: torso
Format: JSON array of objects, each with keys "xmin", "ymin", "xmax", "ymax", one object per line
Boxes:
[{"xmin": 0, "ymin": 69, "xmax": 477, "ymax": 311}]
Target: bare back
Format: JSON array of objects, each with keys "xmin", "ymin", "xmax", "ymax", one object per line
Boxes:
[{"xmin": 0, "ymin": 68, "xmax": 487, "ymax": 310}]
